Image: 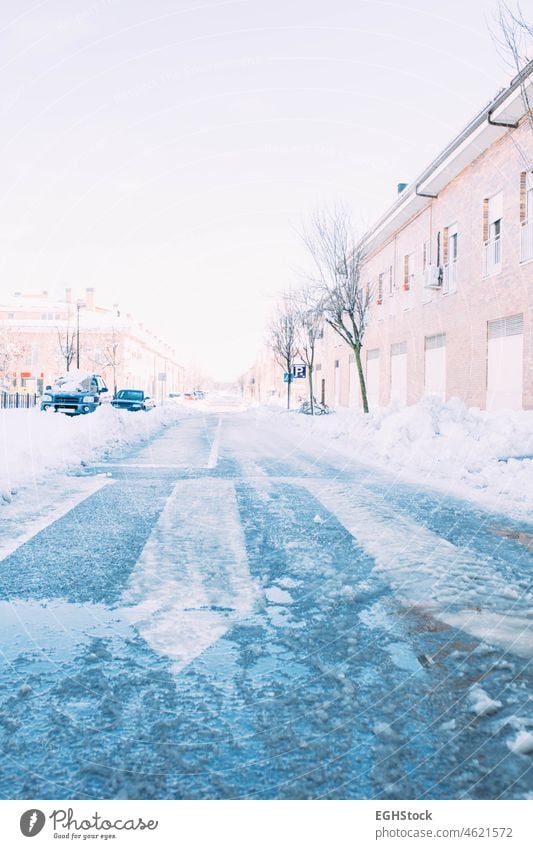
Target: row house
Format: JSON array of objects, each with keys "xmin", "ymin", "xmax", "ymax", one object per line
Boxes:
[
  {"xmin": 315, "ymin": 61, "xmax": 533, "ymax": 412},
  {"xmin": 0, "ymin": 288, "xmax": 185, "ymax": 399}
]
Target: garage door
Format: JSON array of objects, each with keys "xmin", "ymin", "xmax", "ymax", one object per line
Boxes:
[
  {"xmin": 366, "ymin": 349, "xmax": 380, "ymax": 408},
  {"xmin": 487, "ymin": 314, "xmax": 523, "ymax": 410},
  {"xmin": 424, "ymin": 333, "xmax": 446, "ymax": 399},
  {"xmin": 390, "ymin": 342, "xmax": 407, "ymax": 405}
]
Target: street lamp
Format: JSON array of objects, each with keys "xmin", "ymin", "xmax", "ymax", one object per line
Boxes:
[{"xmin": 76, "ymin": 300, "xmax": 85, "ymax": 369}]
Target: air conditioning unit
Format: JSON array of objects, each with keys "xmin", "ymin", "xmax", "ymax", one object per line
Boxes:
[{"xmin": 423, "ymin": 265, "xmax": 442, "ymax": 289}]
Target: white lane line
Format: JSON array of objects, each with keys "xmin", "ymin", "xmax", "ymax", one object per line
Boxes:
[
  {"xmin": 99, "ymin": 463, "xmax": 187, "ymax": 469},
  {"xmin": 119, "ymin": 478, "xmax": 259, "ymax": 673},
  {"xmin": 0, "ymin": 477, "xmax": 114, "ymax": 562},
  {"xmin": 206, "ymin": 416, "xmax": 222, "ymax": 469},
  {"xmin": 304, "ymin": 479, "xmax": 533, "ymax": 659}
]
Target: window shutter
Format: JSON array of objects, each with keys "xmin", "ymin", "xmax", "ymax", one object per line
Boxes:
[
  {"xmin": 425, "ymin": 333, "xmax": 446, "ymax": 350},
  {"xmin": 483, "ymin": 198, "xmax": 489, "ymax": 242},
  {"xmin": 520, "ymin": 172, "xmax": 527, "ymax": 223},
  {"xmin": 487, "ymin": 314, "xmax": 523, "ymax": 339},
  {"xmin": 442, "ymin": 227, "xmax": 449, "ymax": 266}
]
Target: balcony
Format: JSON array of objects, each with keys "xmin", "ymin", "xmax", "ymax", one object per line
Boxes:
[
  {"xmin": 483, "ymin": 236, "xmax": 501, "ymax": 277},
  {"xmin": 520, "ymin": 219, "xmax": 533, "ymax": 263},
  {"xmin": 442, "ymin": 258, "xmax": 457, "ymax": 293}
]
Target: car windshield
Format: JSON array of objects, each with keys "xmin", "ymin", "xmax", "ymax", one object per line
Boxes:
[{"xmin": 117, "ymin": 390, "xmax": 143, "ymax": 401}]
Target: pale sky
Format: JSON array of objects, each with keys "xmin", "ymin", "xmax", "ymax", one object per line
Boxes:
[{"xmin": 0, "ymin": 0, "xmax": 516, "ymax": 380}]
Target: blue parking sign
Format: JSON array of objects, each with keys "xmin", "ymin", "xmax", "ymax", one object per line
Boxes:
[{"xmin": 292, "ymin": 364, "xmax": 306, "ymax": 379}]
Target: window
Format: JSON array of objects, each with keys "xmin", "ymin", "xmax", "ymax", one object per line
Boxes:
[
  {"xmin": 483, "ymin": 192, "xmax": 502, "ymax": 276},
  {"xmin": 520, "ymin": 171, "xmax": 533, "ymax": 262},
  {"xmin": 388, "ymin": 265, "xmax": 394, "ymax": 295}
]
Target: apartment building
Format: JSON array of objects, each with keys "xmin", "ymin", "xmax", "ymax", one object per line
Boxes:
[
  {"xmin": 311, "ymin": 63, "xmax": 533, "ymax": 413},
  {"xmin": 0, "ymin": 287, "xmax": 185, "ymax": 399}
]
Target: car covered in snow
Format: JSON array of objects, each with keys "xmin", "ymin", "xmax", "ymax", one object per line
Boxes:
[
  {"xmin": 111, "ymin": 389, "xmax": 155, "ymax": 411},
  {"xmin": 41, "ymin": 371, "xmax": 109, "ymax": 415}
]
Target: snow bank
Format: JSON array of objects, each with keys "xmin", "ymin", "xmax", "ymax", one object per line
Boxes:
[
  {"xmin": 282, "ymin": 397, "xmax": 533, "ymax": 519},
  {"xmin": 0, "ymin": 403, "xmax": 184, "ymax": 504}
]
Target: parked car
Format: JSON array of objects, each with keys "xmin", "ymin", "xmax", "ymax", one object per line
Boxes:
[
  {"xmin": 41, "ymin": 371, "xmax": 108, "ymax": 415},
  {"xmin": 111, "ymin": 389, "xmax": 155, "ymax": 411}
]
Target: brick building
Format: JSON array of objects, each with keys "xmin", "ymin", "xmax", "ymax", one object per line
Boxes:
[
  {"xmin": 248, "ymin": 62, "xmax": 533, "ymax": 412},
  {"xmin": 0, "ymin": 287, "xmax": 185, "ymax": 399}
]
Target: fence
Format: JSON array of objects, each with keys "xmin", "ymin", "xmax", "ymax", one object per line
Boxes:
[{"xmin": 0, "ymin": 392, "xmax": 38, "ymax": 409}]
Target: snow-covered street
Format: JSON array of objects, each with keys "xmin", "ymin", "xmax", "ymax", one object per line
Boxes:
[{"xmin": 0, "ymin": 403, "xmax": 532, "ymax": 799}]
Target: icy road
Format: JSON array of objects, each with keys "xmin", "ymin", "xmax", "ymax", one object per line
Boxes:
[{"xmin": 1, "ymin": 405, "xmax": 532, "ymax": 800}]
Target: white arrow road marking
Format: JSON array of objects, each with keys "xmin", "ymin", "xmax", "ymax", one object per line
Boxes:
[
  {"xmin": 118, "ymin": 478, "xmax": 260, "ymax": 673},
  {"xmin": 304, "ymin": 479, "xmax": 533, "ymax": 659},
  {"xmin": 206, "ymin": 416, "xmax": 222, "ymax": 469}
]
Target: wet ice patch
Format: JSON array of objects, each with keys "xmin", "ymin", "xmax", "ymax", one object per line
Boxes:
[
  {"xmin": 384, "ymin": 641, "xmax": 424, "ymax": 675},
  {"xmin": 265, "ymin": 586, "xmax": 293, "ymax": 604},
  {"xmin": 0, "ymin": 599, "xmax": 131, "ymax": 668}
]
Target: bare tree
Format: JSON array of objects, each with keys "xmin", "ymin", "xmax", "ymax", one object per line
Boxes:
[
  {"xmin": 56, "ymin": 317, "xmax": 76, "ymax": 373},
  {"xmin": 493, "ymin": 2, "xmax": 533, "ymax": 136},
  {"xmin": 269, "ymin": 296, "xmax": 298, "ymax": 410},
  {"xmin": 301, "ymin": 206, "xmax": 372, "ymax": 413},
  {"xmin": 293, "ymin": 286, "xmax": 324, "ymax": 415},
  {"xmin": 101, "ymin": 327, "xmax": 121, "ymax": 394},
  {"xmin": 0, "ymin": 326, "xmax": 29, "ymax": 389}
]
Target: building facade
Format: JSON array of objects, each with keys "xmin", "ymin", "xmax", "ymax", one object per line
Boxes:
[
  {"xmin": 248, "ymin": 63, "xmax": 533, "ymax": 412},
  {"xmin": 0, "ymin": 287, "xmax": 185, "ymax": 399}
]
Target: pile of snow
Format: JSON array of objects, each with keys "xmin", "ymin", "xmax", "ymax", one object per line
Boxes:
[
  {"xmin": 283, "ymin": 396, "xmax": 533, "ymax": 519},
  {"xmin": 507, "ymin": 730, "xmax": 533, "ymax": 756},
  {"xmin": 468, "ymin": 685, "xmax": 502, "ymax": 717},
  {"xmin": 0, "ymin": 403, "xmax": 184, "ymax": 504}
]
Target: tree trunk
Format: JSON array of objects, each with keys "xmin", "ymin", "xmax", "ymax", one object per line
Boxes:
[
  {"xmin": 354, "ymin": 345, "xmax": 369, "ymax": 413},
  {"xmin": 308, "ymin": 365, "xmax": 314, "ymax": 415},
  {"xmin": 286, "ymin": 359, "xmax": 291, "ymax": 409}
]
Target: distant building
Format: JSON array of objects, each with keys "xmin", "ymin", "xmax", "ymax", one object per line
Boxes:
[{"xmin": 0, "ymin": 287, "xmax": 184, "ymax": 399}]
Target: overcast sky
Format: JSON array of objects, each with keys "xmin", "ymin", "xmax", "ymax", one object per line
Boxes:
[{"xmin": 0, "ymin": 0, "xmax": 516, "ymax": 380}]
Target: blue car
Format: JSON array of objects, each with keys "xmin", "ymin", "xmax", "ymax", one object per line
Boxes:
[{"xmin": 111, "ymin": 389, "xmax": 155, "ymax": 411}]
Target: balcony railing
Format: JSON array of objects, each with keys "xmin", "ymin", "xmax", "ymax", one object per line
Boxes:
[
  {"xmin": 520, "ymin": 219, "xmax": 533, "ymax": 263},
  {"xmin": 483, "ymin": 236, "xmax": 501, "ymax": 276},
  {"xmin": 442, "ymin": 258, "xmax": 457, "ymax": 293}
]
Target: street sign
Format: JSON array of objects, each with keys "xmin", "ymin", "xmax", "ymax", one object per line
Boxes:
[
  {"xmin": 292, "ymin": 364, "xmax": 306, "ymax": 379},
  {"xmin": 283, "ymin": 373, "xmax": 293, "ymax": 383}
]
